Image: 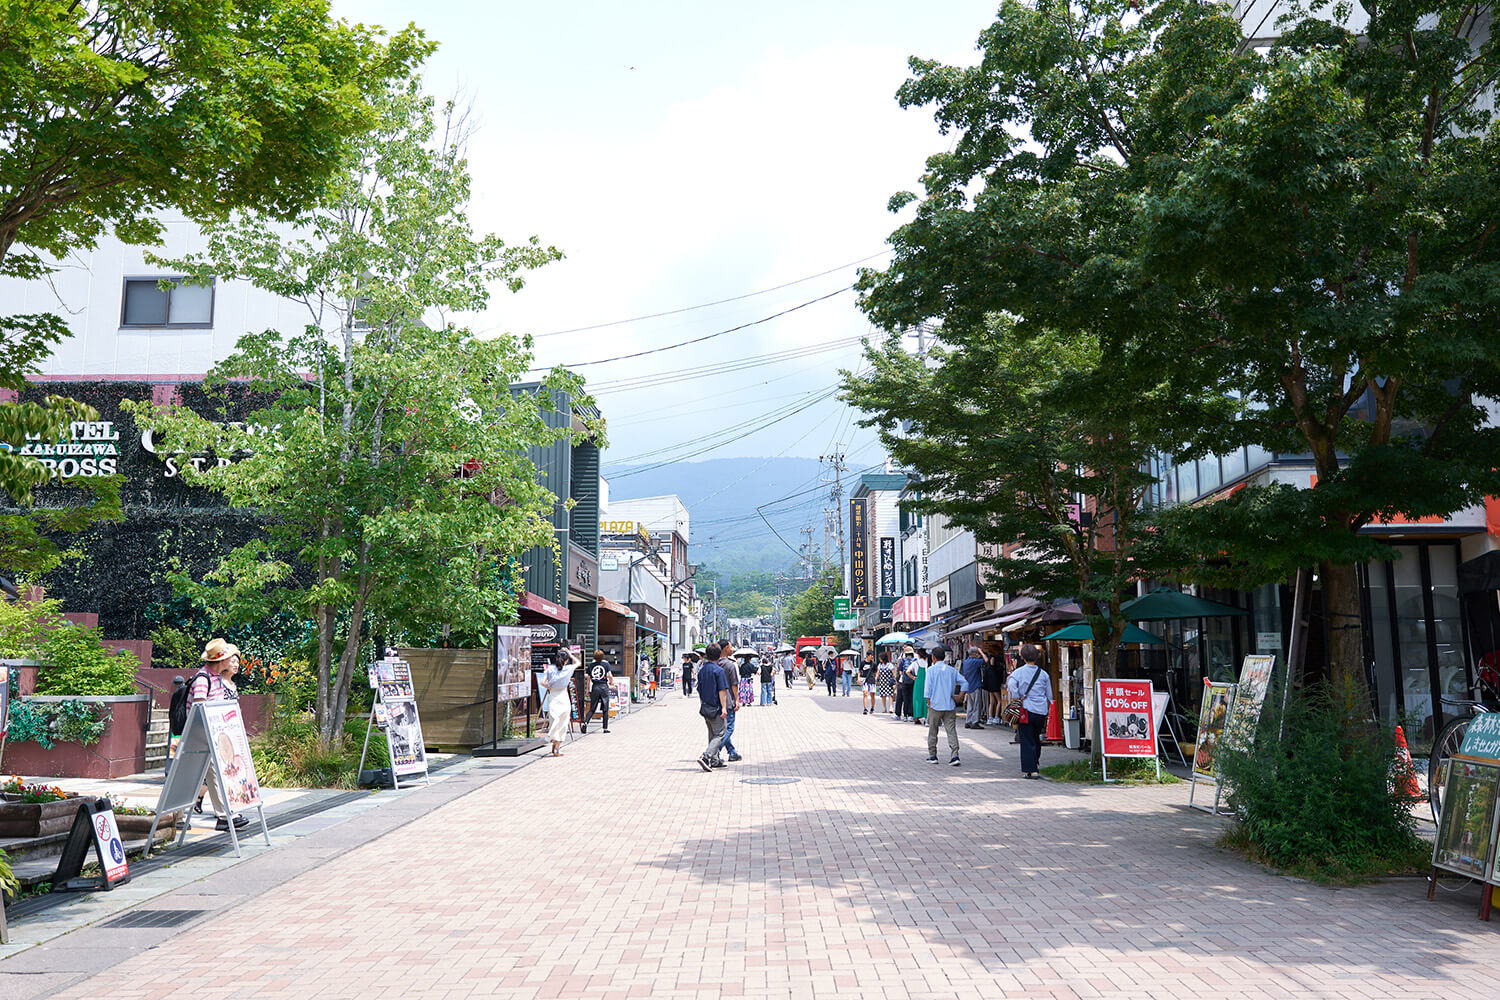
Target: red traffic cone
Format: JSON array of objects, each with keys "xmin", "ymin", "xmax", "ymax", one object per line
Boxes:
[
  {"xmin": 1045, "ymin": 697, "xmax": 1063, "ymax": 743},
  {"xmin": 1393, "ymin": 725, "xmax": 1422, "ymax": 801}
]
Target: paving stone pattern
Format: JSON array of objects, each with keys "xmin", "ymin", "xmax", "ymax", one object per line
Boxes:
[{"xmin": 38, "ymin": 686, "xmax": 1500, "ymax": 999}]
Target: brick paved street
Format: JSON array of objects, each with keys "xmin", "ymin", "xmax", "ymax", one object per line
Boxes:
[{"xmin": 36, "ymin": 685, "xmax": 1500, "ymax": 999}]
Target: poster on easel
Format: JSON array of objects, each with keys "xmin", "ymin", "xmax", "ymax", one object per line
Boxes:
[
  {"xmin": 1097, "ymin": 679, "xmax": 1159, "ymax": 782},
  {"xmin": 1432, "ymin": 758, "xmax": 1500, "ymax": 879},
  {"xmin": 1188, "ymin": 681, "xmax": 1237, "ymax": 813},
  {"xmin": 371, "ymin": 657, "xmax": 428, "ymax": 783},
  {"xmin": 495, "ymin": 626, "xmax": 533, "ymax": 701},
  {"xmin": 147, "ymin": 701, "xmax": 271, "ymax": 858},
  {"xmin": 1223, "ymin": 654, "xmax": 1277, "ymax": 752},
  {"xmin": 613, "ymin": 675, "xmax": 631, "ymax": 717}
]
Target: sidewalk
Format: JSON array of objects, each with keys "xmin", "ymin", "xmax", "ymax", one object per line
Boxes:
[{"xmin": 9, "ymin": 684, "xmax": 1497, "ymax": 1000}]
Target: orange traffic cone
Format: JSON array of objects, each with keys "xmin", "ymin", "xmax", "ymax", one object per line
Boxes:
[{"xmin": 1393, "ymin": 725, "xmax": 1422, "ymax": 801}]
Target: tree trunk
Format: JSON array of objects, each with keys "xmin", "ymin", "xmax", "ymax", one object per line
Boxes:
[{"xmin": 1319, "ymin": 558, "xmax": 1368, "ymax": 704}]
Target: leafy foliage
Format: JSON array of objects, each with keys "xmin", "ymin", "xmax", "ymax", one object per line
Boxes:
[
  {"xmin": 30, "ymin": 624, "xmax": 139, "ymax": 696},
  {"xmin": 125, "ymin": 75, "xmax": 584, "ymax": 744},
  {"xmin": 5, "ymin": 698, "xmax": 108, "ymax": 747},
  {"xmin": 250, "ymin": 713, "xmax": 389, "ymax": 789},
  {"xmin": 782, "ymin": 567, "xmax": 846, "ymax": 645},
  {"xmin": 1216, "ymin": 683, "xmax": 1429, "ymax": 883}
]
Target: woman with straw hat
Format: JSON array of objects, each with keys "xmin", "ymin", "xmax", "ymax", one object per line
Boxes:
[{"xmin": 189, "ymin": 638, "xmax": 248, "ymax": 831}]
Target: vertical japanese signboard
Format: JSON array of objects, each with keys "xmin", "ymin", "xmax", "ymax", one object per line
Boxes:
[
  {"xmin": 880, "ymin": 537, "xmax": 896, "ymax": 597},
  {"xmin": 849, "ymin": 497, "xmax": 869, "ymax": 607}
]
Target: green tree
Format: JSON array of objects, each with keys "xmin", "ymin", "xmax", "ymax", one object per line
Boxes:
[
  {"xmin": 126, "ymin": 75, "xmax": 583, "ymax": 744},
  {"xmin": 1, "ymin": 1, "xmax": 420, "ymax": 506},
  {"xmin": 843, "ymin": 320, "xmax": 1197, "ymax": 679},
  {"xmin": 783, "ymin": 567, "xmax": 841, "ymax": 642},
  {"xmin": 859, "ymin": 0, "xmax": 1500, "ymax": 692}
]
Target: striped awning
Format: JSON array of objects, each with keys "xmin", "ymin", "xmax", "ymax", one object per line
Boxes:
[{"xmin": 891, "ymin": 595, "xmax": 930, "ymax": 624}]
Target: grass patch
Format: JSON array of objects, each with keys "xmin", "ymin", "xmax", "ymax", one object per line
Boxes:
[
  {"xmin": 1040, "ymin": 758, "xmax": 1182, "ymax": 784},
  {"xmin": 250, "ymin": 713, "xmax": 389, "ymax": 789},
  {"xmin": 1217, "ymin": 823, "xmax": 1431, "ymax": 885}
]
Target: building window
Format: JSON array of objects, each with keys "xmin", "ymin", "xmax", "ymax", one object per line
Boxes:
[{"xmin": 120, "ymin": 277, "xmax": 215, "ymax": 328}]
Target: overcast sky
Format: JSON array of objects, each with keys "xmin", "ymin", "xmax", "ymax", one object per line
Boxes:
[{"xmin": 338, "ymin": 1, "xmax": 999, "ymax": 472}]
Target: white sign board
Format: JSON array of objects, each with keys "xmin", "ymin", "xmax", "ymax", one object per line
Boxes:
[
  {"xmin": 202, "ymin": 702, "xmax": 263, "ymax": 811},
  {"xmin": 148, "ymin": 702, "xmax": 271, "ymax": 857},
  {"xmin": 92, "ymin": 808, "xmax": 129, "ymax": 884},
  {"xmin": 373, "ymin": 658, "xmax": 428, "ymax": 780}
]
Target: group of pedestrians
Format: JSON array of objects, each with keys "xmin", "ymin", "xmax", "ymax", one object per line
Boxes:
[{"xmin": 696, "ymin": 639, "xmax": 747, "ymax": 770}]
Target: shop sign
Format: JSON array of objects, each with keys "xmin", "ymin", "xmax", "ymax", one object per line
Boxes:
[
  {"xmin": 140, "ymin": 422, "xmax": 277, "ymax": 478},
  {"xmin": 3, "ymin": 420, "xmax": 120, "ymax": 477},
  {"xmin": 880, "ymin": 537, "xmax": 896, "ymax": 597},
  {"xmin": 599, "ymin": 556, "xmax": 619, "ymax": 571},
  {"xmin": 833, "ymin": 617, "xmax": 858, "ymax": 631},
  {"xmin": 1193, "ymin": 681, "xmax": 1237, "ymax": 778},
  {"xmin": 527, "ymin": 624, "xmax": 559, "ymax": 644},
  {"xmin": 1255, "ymin": 631, "xmax": 1282, "ymax": 651},
  {"xmin": 1223, "ymin": 655, "xmax": 1276, "ymax": 752},
  {"xmin": 849, "ymin": 498, "xmax": 869, "ymax": 606},
  {"xmin": 1460, "ymin": 713, "xmax": 1500, "ymax": 765},
  {"xmin": 833, "ymin": 596, "xmax": 850, "ymax": 619},
  {"xmin": 1097, "ymin": 679, "xmax": 1158, "ymax": 759},
  {"xmin": 568, "ymin": 548, "xmax": 598, "ymax": 597}
]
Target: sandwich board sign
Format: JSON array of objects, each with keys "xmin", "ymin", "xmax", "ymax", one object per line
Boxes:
[
  {"xmin": 1096, "ymin": 678, "xmax": 1159, "ymax": 782},
  {"xmin": 52, "ymin": 798, "xmax": 130, "ymax": 892},
  {"xmin": 1188, "ymin": 680, "xmax": 1237, "ymax": 814},
  {"xmin": 358, "ymin": 657, "xmax": 430, "ymax": 787},
  {"xmin": 147, "ymin": 701, "xmax": 271, "ymax": 858}
]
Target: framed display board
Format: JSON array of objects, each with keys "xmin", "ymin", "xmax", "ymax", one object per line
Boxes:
[
  {"xmin": 1432, "ymin": 758, "xmax": 1500, "ymax": 879},
  {"xmin": 1224, "ymin": 655, "xmax": 1277, "ymax": 751},
  {"xmin": 360, "ymin": 657, "xmax": 429, "ymax": 786},
  {"xmin": 495, "ymin": 626, "xmax": 533, "ymax": 701},
  {"xmin": 1097, "ymin": 679, "xmax": 1159, "ymax": 782},
  {"xmin": 147, "ymin": 701, "xmax": 271, "ymax": 858},
  {"xmin": 1188, "ymin": 681, "xmax": 1237, "ymax": 814}
]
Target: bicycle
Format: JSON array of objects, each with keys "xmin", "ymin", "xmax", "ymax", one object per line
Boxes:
[{"xmin": 1428, "ymin": 696, "xmax": 1495, "ymax": 824}]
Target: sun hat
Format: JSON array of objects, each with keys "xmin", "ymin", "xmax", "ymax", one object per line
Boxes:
[{"xmin": 200, "ymin": 638, "xmax": 240, "ymax": 663}]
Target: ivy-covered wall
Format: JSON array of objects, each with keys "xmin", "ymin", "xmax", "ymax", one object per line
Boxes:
[{"xmin": 9, "ymin": 380, "xmax": 273, "ymax": 639}]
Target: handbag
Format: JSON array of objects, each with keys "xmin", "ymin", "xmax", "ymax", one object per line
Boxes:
[{"xmin": 1003, "ymin": 665, "xmax": 1046, "ymax": 727}]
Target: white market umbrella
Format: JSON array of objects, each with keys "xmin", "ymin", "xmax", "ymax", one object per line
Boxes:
[
  {"xmin": 876, "ymin": 632, "xmax": 911, "ymax": 646},
  {"xmin": 838, "ymin": 649, "xmax": 860, "ymax": 658}
]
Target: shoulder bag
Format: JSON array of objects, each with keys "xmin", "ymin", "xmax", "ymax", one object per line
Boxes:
[{"xmin": 1002, "ymin": 665, "xmax": 1045, "ymax": 727}]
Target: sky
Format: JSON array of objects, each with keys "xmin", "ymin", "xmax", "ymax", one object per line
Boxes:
[{"xmin": 336, "ymin": 1, "xmax": 1001, "ymax": 473}]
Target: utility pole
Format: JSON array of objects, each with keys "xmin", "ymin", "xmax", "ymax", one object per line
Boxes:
[{"xmin": 821, "ymin": 447, "xmax": 847, "ymax": 559}]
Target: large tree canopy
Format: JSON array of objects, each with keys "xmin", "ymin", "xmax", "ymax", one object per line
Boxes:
[{"xmin": 859, "ymin": 0, "xmax": 1500, "ymax": 691}]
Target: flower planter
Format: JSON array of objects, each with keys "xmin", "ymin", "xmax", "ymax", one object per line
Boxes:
[
  {"xmin": 0, "ymin": 795, "xmax": 83, "ymax": 837},
  {"xmin": 114, "ymin": 812, "xmax": 181, "ymax": 843}
]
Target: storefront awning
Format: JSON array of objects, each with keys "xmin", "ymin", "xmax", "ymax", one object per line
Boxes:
[
  {"xmin": 891, "ymin": 595, "xmax": 930, "ymax": 624},
  {"xmin": 597, "ymin": 595, "xmax": 633, "ymax": 618}
]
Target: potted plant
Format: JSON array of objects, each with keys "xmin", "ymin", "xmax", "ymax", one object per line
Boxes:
[{"xmin": 106, "ymin": 795, "xmax": 181, "ymax": 842}]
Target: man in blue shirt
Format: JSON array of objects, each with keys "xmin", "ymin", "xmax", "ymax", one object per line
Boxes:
[
  {"xmin": 718, "ymin": 639, "xmax": 742, "ymax": 761},
  {"xmin": 696, "ymin": 644, "xmax": 731, "ymax": 771},
  {"xmin": 923, "ymin": 646, "xmax": 969, "ymax": 766},
  {"xmin": 961, "ymin": 646, "xmax": 987, "ymax": 730}
]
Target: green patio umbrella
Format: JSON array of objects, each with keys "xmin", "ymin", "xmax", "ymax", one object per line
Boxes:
[
  {"xmin": 1041, "ymin": 622, "xmax": 1165, "ymax": 645},
  {"xmin": 1121, "ymin": 586, "xmax": 1250, "ymax": 621}
]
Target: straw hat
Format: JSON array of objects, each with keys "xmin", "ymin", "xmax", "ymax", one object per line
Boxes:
[{"xmin": 200, "ymin": 638, "xmax": 241, "ymax": 663}]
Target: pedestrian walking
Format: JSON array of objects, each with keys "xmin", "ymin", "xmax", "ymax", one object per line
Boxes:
[
  {"xmin": 719, "ymin": 640, "xmax": 743, "ymax": 761},
  {"xmin": 911, "ymin": 647, "xmax": 930, "ymax": 725},
  {"xmin": 838, "ymin": 651, "xmax": 855, "ymax": 696},
  {"xmin": 681, "ymin": 652, "xmax": 697, "ymax": 697},
  {"xmin": 804, "ymin": 651, "xmax": 817, "ymax": 688},
  {"xmin": 860, "ymin": 651, "xmax": 879, "ymax": 714},
  {"xmin": 876, "ymin": 651, "xmax": 896, "ymax": 714},
  {"xmin": 825, "ymin": 651, "xmax": 838, "ymax": 696},
  {"xmin": 894, "ymin": 646, "xmax": 916, "ymax": 720},
  {"xmin": 782, "ymin": 649, "xmax": 796, "ymax": 688},
  {"xmin": 962, "ymin": 646, "xmax": 987, "ymax": 729},
  {"xmin": 581, "ymin": 648, "xmax": 612, "ymax": 734},
  {"xmin": 189, "ymin": 639, "xmax": 248, "ymax": 831},
  {"xmin": 696, "ymin": 644, "xmax": 731, "ymax": 770},
  {"xmin": 737, "ymin": 654, "xmax": 756, "ymax": 707},
  {"xmin": 1007, "ymin": 644, "xmax": 1054, "ymax": 778},
  {"xmin": 759, "ymin": 652, "xmax": 777, "ymax": 705},
  {"xmin": 542, "ymin": 651, "xmax": 575, "ymax": 757},
  {"xmin": 923, "ymin": 646, "xmax": 969, "ymax": 766},
  {"xmin": 984, "ymin": 648, "xmax": 1006, "ymax": 724}
]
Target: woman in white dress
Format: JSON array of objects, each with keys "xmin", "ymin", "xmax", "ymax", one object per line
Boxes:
[{"xmin": 542, "ymin": 652, "xmax": 576, "ymax": 756}]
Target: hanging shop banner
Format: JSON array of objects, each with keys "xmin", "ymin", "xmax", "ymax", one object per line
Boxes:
[
  {"xmin": 1223, "ymin": 654, "xmax": 1277, "ymax": 751},
  {"xmin": 880, "ymin": 537, "xmax": 897, "ymax": 597},
  {"xmin": 1193, "ymin": 682, "xmax": 1237, "ymax": 778},
  {"xmin": 202, "ymin": 702, "xmax": 263, "ymax": 812},
  {"xmin": 1097, "ymin": 679, "xmax": 1158, "ymax": 759},
  {"xmin": 495, "ymin": 626, "xmax": 534, "ymax": 701},
  {"xmin": 849, "ymin": 498, "xmax": 869, "ymax": 607},
  {"xmin": 1432, "ymin": 759, "xmax": 1500, "ymax": 879},
  {"xmin": 1459, "ymin": 712, "xmax": 1500, "ymax": 765}
]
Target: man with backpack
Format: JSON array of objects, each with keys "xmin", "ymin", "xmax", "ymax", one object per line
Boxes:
[{"xmin": 166, "ymin": 675, "xmax": 189, "ymax": 772}]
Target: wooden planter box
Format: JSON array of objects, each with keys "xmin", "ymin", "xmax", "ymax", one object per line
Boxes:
[
  {"xmin": 0, "ymin": 795, "xmax": 83, "ymax": 838},
  {"xmin": 114, "ymin": 812, "xmax": 181, "ymax": 843}
]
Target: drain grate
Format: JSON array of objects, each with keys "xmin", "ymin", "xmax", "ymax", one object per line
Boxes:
[
  {"xmin": 101, "ymin": 908, "xmax": 207, "ymax": 929},
  {"xmin": 741, "ymin": 777, "xmax": 800, "ymax": 785}
]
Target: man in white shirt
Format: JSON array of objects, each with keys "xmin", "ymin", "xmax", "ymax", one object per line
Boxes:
[{"xmin": 781, "ymin": 651, "xmax": 796, "ymax": 688}]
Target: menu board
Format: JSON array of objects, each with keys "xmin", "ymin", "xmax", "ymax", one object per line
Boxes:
[
  {"xmin": 373, "ymin": 658, "xmax": 427, "ymax": 779},
  {"xmin": 1224, "ymin": 655, "xmax": 1276, "ymax": 751},
  {"xmin": 1459, "ymin": 712, "xmax": 1500, "ymax": 765},
  {"xmin": 1433, "ymin": 759, "xmax": 1500, "ymax": 879},
  {"xmin": 495, "ymin": 626, "xmax": 534, "ymax": 701},
  {"xmin": 202, "ymin": 702, "xmax": 263, "ymax": 811}
]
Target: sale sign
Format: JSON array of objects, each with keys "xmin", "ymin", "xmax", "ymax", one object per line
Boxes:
[{"xmin": 1097, "ymin": 679, "xmax": 1158, "ymax": 759}]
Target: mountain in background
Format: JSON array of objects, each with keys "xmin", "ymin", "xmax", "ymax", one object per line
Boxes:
[{"xmin": 603, "ymin": 456, "xmax": 830, "ymax": 577}]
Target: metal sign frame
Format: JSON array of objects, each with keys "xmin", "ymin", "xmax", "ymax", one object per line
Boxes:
[{"xmin": 146, "ymin": 702, "xmax": 271, "ymax": 858}]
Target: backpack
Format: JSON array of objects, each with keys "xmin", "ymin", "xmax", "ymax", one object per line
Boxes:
[{"xmin": 169, "ymin": 678, "xmax": 194, "ymax": 734}]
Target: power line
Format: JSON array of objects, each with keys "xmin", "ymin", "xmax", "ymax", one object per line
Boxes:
[
  {"xmin": 537, "ymin": 286, "xmax": 851, "ymax": 370},
  {"xmin": 588, "ymin": 337, "xmax": 863, "ymax": 395},
  {"xmin": 534, "ymin": 250, "xmax": 890, "ymax": 337}
]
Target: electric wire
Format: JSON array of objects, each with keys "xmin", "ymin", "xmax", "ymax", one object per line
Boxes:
[
  {"xmin": 588, "ymin": 337, "xmax": 863, "ymax": 394},
  {"xmin": 534, "ymin": 250, "xmax": 889, "ymax": 337}
]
